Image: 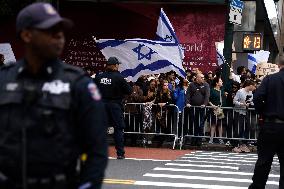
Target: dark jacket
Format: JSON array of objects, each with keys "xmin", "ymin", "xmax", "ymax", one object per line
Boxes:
[
  {"xmin": 186, "ymin": 82, "xmax": 210, "ymax": 106},
  {"xmin": 253, "ymin": 69, "xmax": 284, "ymax": 120},
  {"xmin": 94, "ymin": 70, "xmax": 132, "ymax": 105},
  {"xmin": 0, "ymin": 59, "xmax": 108, "ymax": 188}
]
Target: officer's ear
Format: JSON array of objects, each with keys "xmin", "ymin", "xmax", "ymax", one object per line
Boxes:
[{"xmin": 20, "ymin": 29, "xmax": 33, "ymax": 43}]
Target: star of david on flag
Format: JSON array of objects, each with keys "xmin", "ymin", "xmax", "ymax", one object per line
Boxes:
[
  {"xmin": 95, "ymin": 38, "xmax": 186, "ymax": 82},
  {"xmin": 156, "ymin": 8, "xmax": 184, "ymax": 59},
  {"xmin": 132, "ymin": 44, "xmax": 157, "ymax": 61}
]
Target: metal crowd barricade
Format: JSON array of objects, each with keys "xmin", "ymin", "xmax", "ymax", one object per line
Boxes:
[
  {"xmin": 180, "ymin": 106, "xmax": 259, "ymax": 149},
  {"xmin": 123, "ymin": 103, "xmax": 180, "ymax": 149}
]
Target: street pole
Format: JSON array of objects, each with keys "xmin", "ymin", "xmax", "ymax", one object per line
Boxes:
[{"xmin": 222, "ymin": 0, "xmax": 234, "ymax": 86}]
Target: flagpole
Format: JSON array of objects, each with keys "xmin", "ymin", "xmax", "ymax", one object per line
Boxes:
[{"xmin": 222, "ymin": 0, "xmax": 234, "ymax": 87}]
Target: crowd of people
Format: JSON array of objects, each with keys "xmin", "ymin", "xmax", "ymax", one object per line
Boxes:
[{"xmin": 102, "ymin": 66, "xmax": 261, "ymax": 153}]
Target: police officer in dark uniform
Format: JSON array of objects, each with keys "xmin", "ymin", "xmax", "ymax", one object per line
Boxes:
[
  {"xmin": 94, "ymin": 57, "xmax": 132, "ymax": 159},
  {"xmin": 0, "ymin": 3, "xmax": 108, "ymax": 189},
  {"xmin": 249, "ymin": 56, "xmax": 284, "ymax": 189}
]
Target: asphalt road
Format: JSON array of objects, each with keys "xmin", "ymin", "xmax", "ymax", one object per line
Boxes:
[{"xmin": 102, "ymin": 148, "xmax": 280, "ymax": 189}]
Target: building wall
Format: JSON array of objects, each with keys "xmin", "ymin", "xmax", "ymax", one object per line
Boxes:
[
  {"xmin": 60, "ymin": 2, "xmax": 226, "ymax": 73},
  {"xmin": 0, "ymin": 1, "xmax": 226, "ymax": 73}
]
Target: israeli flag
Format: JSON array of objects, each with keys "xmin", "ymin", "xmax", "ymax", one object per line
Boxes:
[
  {"xmin": 248, "ymin": 53, "xmax": 258, "ymax": 74},
  {"xmin": 95, "ymin": 38, "xmax": 186, "ymax": 82},
  {"xmin": 217, "ymin": 50, "xmax": 225, "ymax": 66},
  {"xmin": 215, "ymin": 41, "xmax": 225, "ymax": 66},
  {"xmin": 156, "ymin": 8, "xmax": 184, "ymax": 59}
]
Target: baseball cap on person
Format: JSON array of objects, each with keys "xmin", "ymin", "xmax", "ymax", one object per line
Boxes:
[
  {"xmin": 16, "ymin": 2, "xmax": 73, "ymax": 34},
  {"xmin": 107, "ymin": 57, "xmax": 121, "ymax": 65}
]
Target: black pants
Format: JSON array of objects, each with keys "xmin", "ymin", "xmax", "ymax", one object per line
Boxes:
[
  {"xmin": 224, "ymin": 109, "xmax": 234, "ymax": 138},
  {"xmin": 105, "ymin": 102, "xmax": 125, "ymax": 157},
  {"xmin": 183, "ymin": 107, "xmax": 205, "ymax": 145},
  {"xmin": 190, "ymin": 107, "xmax": 206, "ymax": 137},
  {"xmin": 249, "ymin": 123, "xmax": 284, "ymax": 189}
]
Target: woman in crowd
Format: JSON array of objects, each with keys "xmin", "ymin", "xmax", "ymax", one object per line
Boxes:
[
  {"xmin": 141, "ymin": 79, "xmax": 158, "ymax": 145},
  {"xmin": 155, "ymin": 80, "xmax": 173, "ymax": 132},
  {"xmin": 173, "ymin": 77, "xmax": 189, "ymax": 136},
  {"xmin": 173, "ymin": 77, "xmax": 189, "ymax": 112},
  {"xmin": 143, "ymin": 79, "xmax": 158, "ymax": 132},
  {"xmin": 208, "ymin": 77, "xmax": 227, "ymax": 144}
]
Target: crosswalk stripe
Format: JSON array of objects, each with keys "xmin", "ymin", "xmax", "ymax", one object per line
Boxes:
[
  {"xmin": 134, "ymin": 180, "xmax": 248, "ymax": 189},
  {"xmin": 187, "ymin": 154, "xmax": 258, "ymax": 160},
  {"xmin": 227, "ymin": 153, "xmax": 257, "ymax": 155},
  {"xmin": 143, "ymin": 173, "xmax": 278, "ymax": 185},
  {"xmin": 186, "ymin": 154, "xmax": 279, "ymax": 162},
  {"xmin": 166, "ymin": 163, "xmax": 239, "ymax": 170},
  {"xmin": 174, "ymin": 159, "xmax": 256, "ymax": 166},
  {"xmin": 153, "ymin": 167, "xmax": 280, "ymax": 178},
  {"xmin": 181, "ymin": 156, "xmax": 279, "ymax": 165},
  {"xmin": 181, "ymin": 156, "xmax": 255, "ymax": 163},
  {"xmin": 133, "ymin": 151, "xmax": 281, "ymax": 189}
]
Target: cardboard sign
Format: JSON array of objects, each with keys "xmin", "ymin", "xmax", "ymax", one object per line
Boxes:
[{"xmin": 256, "ymin": 62, "xmax": 279, "ymax": 76}]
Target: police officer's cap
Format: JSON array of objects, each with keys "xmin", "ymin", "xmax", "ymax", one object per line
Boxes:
[
  {"xmin": 16, "ymin": 2, "xmax": 73, "ymax": 35},
  {"xmin": 107, "ymin": 57, "xmax": 121, "ymax": 65}
]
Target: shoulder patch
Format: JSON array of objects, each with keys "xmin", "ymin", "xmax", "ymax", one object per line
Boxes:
[{"xmin": 88, "ymin": 83, "xmax": 101, "ymax": 101}]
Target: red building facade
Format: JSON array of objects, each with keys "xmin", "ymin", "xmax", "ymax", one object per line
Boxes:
[{"xmin": 0, "ymin": 2, "xmax": 226, "ymax": 73}]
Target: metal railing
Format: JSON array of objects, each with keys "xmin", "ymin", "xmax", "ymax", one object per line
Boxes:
[
  {"xmin": 180, "ymin": 106, "xmax": 259, "ymax": 149},
  {"xmin": 123, "ymin": 103, "xmax": 179, "ymax": 149},
  {"xmin": 122, "ymin": 103, "xmax": 259, "ymax": 150}
]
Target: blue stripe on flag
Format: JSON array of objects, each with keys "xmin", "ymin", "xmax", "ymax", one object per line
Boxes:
[
  {"xmin": 121, "ymin": 59, "xmax": 186, "ymax": 78},
  {"xmin": 248, "ymin": 54, "xmax": 257, "ymax": 63},
  {"xmin": 96, "ymin": 40, "xmax": 126, "ymax": 49},
  {"xmin": 96, "ymin": 39, "xmax": 179, "ymax": 50},
  {"xmin": 158, "ymin": 9, "xmax": 184, "ymax": 59},
  {"xmin": 252, "ymin": 64, "xmax": 257, "ymax": 74},
  {"xmin": 217, "ymin": 51, "xmax": 225, "ymax": 63},
  {"xmin": 160, "ymin": 11, "xmax": 179, "ymax": 45}
]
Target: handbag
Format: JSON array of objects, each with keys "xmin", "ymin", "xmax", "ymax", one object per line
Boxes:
[{"xmin": 213, "ymin": 90, "xmax": 225, "ymax": 120}]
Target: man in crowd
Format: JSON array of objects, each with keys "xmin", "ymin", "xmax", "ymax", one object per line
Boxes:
[
  {"xmin": 249, "ymin": 56, "xmax": 284, "ymax": 188},
  {"xmin": 0, "ymin": 2, "xmax": 108, "ymax": 189},
  {"xmin": 95, "ymin": 57, "xmax": 132, "ymax": 159},
  {"xmin": 234, "ymin": 66, "xmax": 246, "ymax": 83},
  {"xmin": 186, "ymin": 73, "xmax": 210, "ymax": 145},
  {"xmin": 166, "ymin": 71, "xmax": 176, "ymax": 91}
]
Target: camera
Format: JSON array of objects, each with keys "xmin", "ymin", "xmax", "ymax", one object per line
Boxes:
[{"xmin": 245, "ymin": 95, "xmax": 252, "ymax": 103}]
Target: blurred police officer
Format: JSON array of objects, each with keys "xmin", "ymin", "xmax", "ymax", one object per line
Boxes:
[
  {"xmin": 95, "ymin": 57, "xmax": 132, "ymax": 159},
  {"xmin": 249, "ymin": 56, "xmax": 284, "ymax": 189},
  {"xmin": 0, "ymin": 2, "xmax": 108, "ymax": 189}
]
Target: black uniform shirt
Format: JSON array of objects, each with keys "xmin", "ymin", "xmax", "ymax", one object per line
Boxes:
[
  {"xmin": 0, "ymin": 59, "xmax": 108, "ymax": 188},
  {"xmin": 254, "ymin": 68, "xmax": 284, "ymax": 120},
  {"xmin": 94, "ymin": 70, "xmax": 132, "ymax": 103}
]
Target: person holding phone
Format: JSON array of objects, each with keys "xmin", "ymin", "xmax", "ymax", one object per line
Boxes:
[{"xmin": 232, "ymin": 80, "xmax": 256, "ymax": 152}]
